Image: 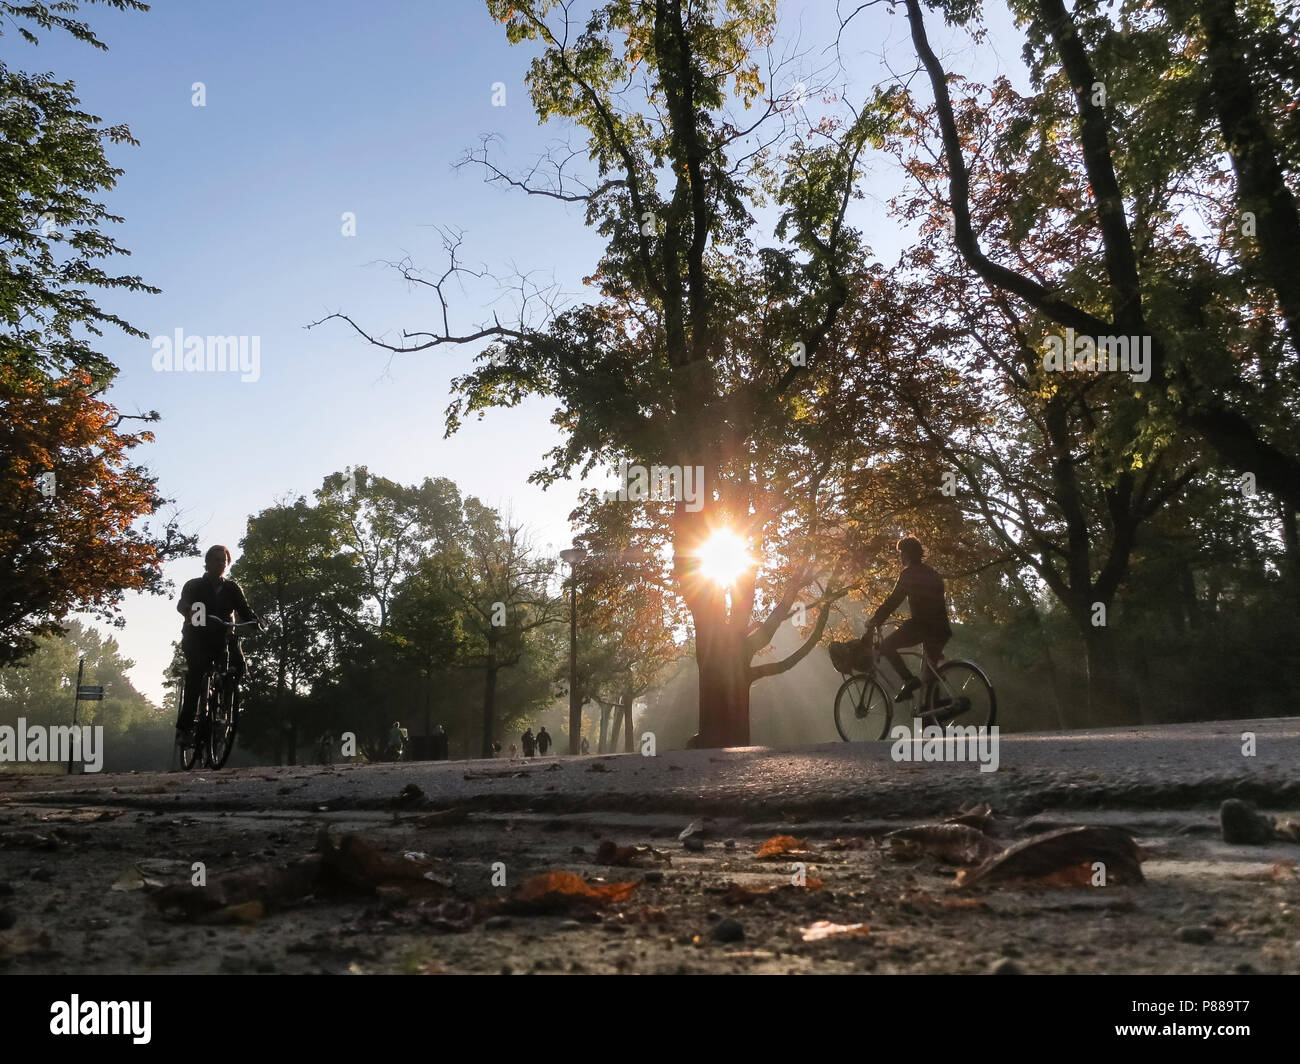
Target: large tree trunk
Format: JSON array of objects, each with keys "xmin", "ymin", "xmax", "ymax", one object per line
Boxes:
[
  {"xmin": 608, "ymin": 700, "xmax": 621, "ymax": 750},
  {"xmin": 693, "ymin": 603, "xmax": 752, "ymax": 747},
  {"xmin": 1081, "ymin": 619, "xmax": 1131, "ymax": 724}
]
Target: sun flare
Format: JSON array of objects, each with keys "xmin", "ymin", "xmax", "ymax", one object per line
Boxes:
[{"xmin": 695, "ymin": 529, "xmax": 753, "ymax": 587}]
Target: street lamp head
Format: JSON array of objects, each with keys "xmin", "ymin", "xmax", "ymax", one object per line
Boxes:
[{"xmin": 560, "ymin": 547, "xmax": 588, "ymax": 564}]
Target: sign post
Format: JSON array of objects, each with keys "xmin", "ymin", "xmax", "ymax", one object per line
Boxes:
[
  {"xmin": 68, "ymin": 657, "xmax": 83, "ymax": 775},
  {"xmin": 67, "ymin": 662, "xmax": 104, "ymax": 774}
]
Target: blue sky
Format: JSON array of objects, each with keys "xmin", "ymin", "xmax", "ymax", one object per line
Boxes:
[{"xmin": 10, "ymin": 0, "xmax": 1024, "ymax": 703}]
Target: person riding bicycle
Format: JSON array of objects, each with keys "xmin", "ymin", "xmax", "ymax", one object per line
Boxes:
[
  {"xmin": 863, "ymin": 537, "xmax": 953, "ymax": 703},
  {"xmin": 175, "ymin": 545, "xmax": 259, "ymax": 739}
]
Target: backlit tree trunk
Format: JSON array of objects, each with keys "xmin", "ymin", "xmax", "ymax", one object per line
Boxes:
[{"xmin": 693, "ymin": 603, "xmax": 752, "ymax": 747}]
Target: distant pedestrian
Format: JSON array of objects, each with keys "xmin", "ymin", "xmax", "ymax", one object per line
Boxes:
[
  {"xmin": 580, "ymin": 736, "xmax": 590, "ymax": 755},
  {"xmin": 317, "ymin": 732, "xmax": 333, "ymax": 765},
  {"xmin": 508, "ymin": 743, "xmax": 517, "ymax": 759},
  {"xmin": 521, "ymin": 728, "xmax": 535, "ymax": 757},
  {"xmin": 536, "ymin": 726, "xmax": 552, "ymax": 755},
  {"xmin": 388, "ymin": 721, "xmax": 407, "ymax": 761}
]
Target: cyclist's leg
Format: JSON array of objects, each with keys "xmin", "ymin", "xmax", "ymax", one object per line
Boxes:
[
  {"xmin": 178, "ymin": 640, "xmax": 214, "ymax": 731},
  {"xmin": 880, "ymin": 620, "xmax": 923, "ymax": 685}
]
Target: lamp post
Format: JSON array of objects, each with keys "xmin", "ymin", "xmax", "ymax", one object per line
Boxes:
[{"xmin": 559, "ymin": 546, "xmax": 588, "ymax": 753}]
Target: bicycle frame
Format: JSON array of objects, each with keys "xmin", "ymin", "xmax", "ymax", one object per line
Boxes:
[{"xmin": 867, "ymin": 624, "xmax": 950, "ymax": 712}]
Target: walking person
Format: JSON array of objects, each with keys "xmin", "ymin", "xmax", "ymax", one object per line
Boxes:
[{"xmin": 536, "ymin": 726, "xmax": 552, "ymax": 755}]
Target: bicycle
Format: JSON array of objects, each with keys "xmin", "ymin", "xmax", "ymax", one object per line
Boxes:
[
  {"xmin": 177, "ymin": 618, "xmax": 259, "ymax": 770},
  {"xmin": 832, "ymin": 622, "xmax": 996, "ymax": 742}
]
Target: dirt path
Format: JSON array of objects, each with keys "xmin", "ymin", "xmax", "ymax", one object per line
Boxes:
[{"xmin": 2, "ymin": 799, "xmax": 1296, "ymax": 974}]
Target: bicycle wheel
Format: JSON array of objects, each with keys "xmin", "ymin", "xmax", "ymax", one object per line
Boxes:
[
  {"xmin": 177, "ymin": 675, "xmax": 201, "ymax": 771},
  {"xmin": 208, "ymin": 680, "xmax": 239, "ymax": 769},
  {"xmin": 926, "ymin": 660, "xmax": 996, "ymax": 729},
  {"xmin": 833, "ymin": 674, "xmax": 892, "ymax": 741}
]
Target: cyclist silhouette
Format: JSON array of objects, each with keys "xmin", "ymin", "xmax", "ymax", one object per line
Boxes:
[
  {"xmin": 175, "ymin": 545, "xmax": 258, "ymax": 736},
  {"xmin": 864, "ymin": 537, "xmax": 953, "ymax": 703}
]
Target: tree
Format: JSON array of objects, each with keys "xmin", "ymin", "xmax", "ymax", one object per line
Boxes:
[
  {"xmin": 565, "ymin": 492, "xmax": 688, "ymax": 752},
  {"xmin": 444, "ymin": 500, "xmax": 561, "ymax": 756},
  {"xmin": 861, "ymin": 76, "xmax": 1203, "ymax": 719},
  {"xmin": 313, "ymin": 0, "xmax": 886, "ymax": 746},
  {"xmin": 231, "ymin": 498, "xmax": 352, "ymax": 763},
  {"xmin": 890, "ymin": 0, "xmax": 1300, "ymax": 510},
  {"xmin": 0, "ymin": 0, "xmax": 187, "ymax": 667},
  {"xmin": 0, "ymin": 369, "xmax": 191, "ymax": 666}
]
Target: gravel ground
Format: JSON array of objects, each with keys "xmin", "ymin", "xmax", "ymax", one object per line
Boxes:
[{"xmin": 1, "ymin": 797, "xmax": 1296, "ymax": 974}]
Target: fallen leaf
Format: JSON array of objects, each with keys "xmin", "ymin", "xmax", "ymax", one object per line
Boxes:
[
  {"xmin": 944, "ymin": 802, "xmax": 998, "ymax": 834},
  {"xmin": 886, "ymin": 823, "xmax": 1001, "ymax": 865},
  {"xmin": 394, "ymin": 783, "xmax": 425, "ymax": 805},
  {"xmin": 757, "ymin": 835, "xmax": 809, "ymax": 858},
  {"xmin": 317, "ymin": 832, "xmax": 445, "ymax": 896},
  {"xmin": 505, "ymin": 871, "xmax": 637, "ymax": 913},
  {"xmin": 722, "ymin": 882, "xmax": 771, "ymax": 904},
  {"xmin": 800, "ymin": 920, "xmax": 870, "ymax": 942},
  {"xmin": 956, "ymin": 826, "xmax": 1143, "ymax": 889},
  {"xmin": 594, "ymin": 840, "xmax": 671, "ymax": 867},
  {"xmin": 679, "ymin": 819, "xmax": 706, "ymax": 841}
]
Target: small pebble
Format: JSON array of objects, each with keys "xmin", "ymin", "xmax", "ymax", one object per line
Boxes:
[
  {"xmin": 484, "ymin": 915, "xmax": 512, "ymax": 930},
  {"xmin": 990, "ymin": 958, "xmax": 1023, "ymax": 974}
]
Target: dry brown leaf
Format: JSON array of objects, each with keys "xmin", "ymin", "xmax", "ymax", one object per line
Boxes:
[
  {"xmin": 722, "ymin": 881, "xmax": 771, "ymax": 904},
  {"xmin": 757, "ymin": 835, "xmax": 809, "ymax": 858},
  {"xmin": 595, "ymin": 840, "xmax": 671, "ymax": 867},
  {"xmin": 508, "ymin": 871, "xmax": 638, "ymax": 912},
  {"xmin": 886, "ymin": 823, "xmax": 1002, "ymax": 865},
  {"xmin": 956, "ymin": 826, "xmax": 1144, "ymax": 889},
  {"xmin": 318, "ymin": 832, "xmax": 444, "ymax": 895}
]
